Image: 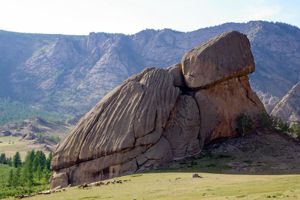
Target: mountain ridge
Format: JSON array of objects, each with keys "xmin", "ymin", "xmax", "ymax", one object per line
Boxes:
[{"xmin": 1, "ymin": 20, "xmax": 300, "ymax": 117}]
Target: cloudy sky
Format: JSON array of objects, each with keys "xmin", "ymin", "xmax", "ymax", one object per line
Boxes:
[{"xmin": 0, "ymin": 0, "xmax": 299, "ymax": 35}]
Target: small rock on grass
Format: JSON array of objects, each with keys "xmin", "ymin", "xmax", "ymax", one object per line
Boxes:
[{"xmin": 192, "ymin": 173, "xmax": 202, "ymax": 178}]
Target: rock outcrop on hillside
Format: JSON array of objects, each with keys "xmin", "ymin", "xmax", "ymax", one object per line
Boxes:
[
  {"xmin": 50, "ymin": 31, "xmax": 265, "ymax": 188},
  {"xmin": 271, "ymin": 81, "xmax": 300, "ymax": 122}
]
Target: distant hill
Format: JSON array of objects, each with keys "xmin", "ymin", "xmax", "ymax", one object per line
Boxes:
[
  {"xmin": 1, "ymin": 21, "xmax": 300, "ymax": 116},
  {"xmin": 271, "ymin": 81, "xmax": 300, "ymax": 122},
  {"xmin": 0, "ymin": 117, "xmax": 71, "ymax": 156}
]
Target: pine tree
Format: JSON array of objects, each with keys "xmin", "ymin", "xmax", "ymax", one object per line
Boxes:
[
  {"xmin": 22, "ymin": 165, "xmax": 33, "ymax": 189},
  {"xmin": 13, "ymin": 152, "xmax": 22, "ymax": 168},
  {"xmin": 22, "ymin": 151, "xmax": 35, "ymax": 189},
  {"xmin": 0, "ymin": 153, "xmax": 6, "ymax": 164},
  {"xmin": 33, "ymin": 151, "xmax": 47, "ymax": 171},
  {"xmin": 14, "ymin": 167, "xmax": 21, "ymax": 186},
  {"xmin": 42, "ymin": 167, "xmax": 51, "ymax": 184},
  {"xmin": 36, "ymin": 165, "xmax": 42, "ymax": 181},
  {"xmin": 39, "ymin": 151, "xmax": 47, "ymax": 170},
  {"xmin": 33, "ymin": 154, "xmax": 39, "ymax": 171},
  {"xmin": 46, "ymin": 152, "xmax": 53, "ymax": 170},
  {"xmin": 6, "ymin": 157, "xmax": 12, "ymax": 166},
  {"xmin": 7, "ymin": 169, "xmax": 14, "ymax": 187}
]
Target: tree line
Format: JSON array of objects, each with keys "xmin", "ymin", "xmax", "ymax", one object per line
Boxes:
[
  {"xmin": 236, "ymin": 111, "xmax": 300, "ymax": 138},
  {"xmin": 0, "ymin": 151, "xmax": 52, "ymax": 197}
]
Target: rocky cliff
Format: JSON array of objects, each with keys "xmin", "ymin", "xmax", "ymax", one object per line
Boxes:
[
  {"xmin": 271, "ymin": 81, "xmax": 300, "ymax": 122},
  {"xmin": 50, "ymin": 31, "xmax": 265, "ymax": 188}
]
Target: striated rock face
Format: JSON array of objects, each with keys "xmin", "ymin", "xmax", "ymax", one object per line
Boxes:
[
  {"xmin": 164, "ymin": 95, "xmax": 201, "ymax": 159},
  {"xmin": 51, "ymin": 31, "xmax": 265, "ymax": 188},
  {"xmin": 51, "ymin": 68, "xmax": 180, "ymax": 186},
  {"xmin": 271, "ymin": 82, "xmax": 300, "ymax": 122}
]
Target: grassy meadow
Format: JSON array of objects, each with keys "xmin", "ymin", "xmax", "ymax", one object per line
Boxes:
[
  {"xmin": 6, "ymin": 151, "xmax": 300, "ymax": 200},
  {"xmin": 11, "ymin": 172, "xmax": 300, "ymax": 200},
  {"xmin": 1, "ymin": 129, "xmax": 300, "ymax": 200}
]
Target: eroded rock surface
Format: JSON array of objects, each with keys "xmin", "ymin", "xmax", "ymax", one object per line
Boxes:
[
  {"xmin": 164, "ymin": 95, "xmax": 201, "ymax": 159},
  {"xmin": 51, "ymin": 31, "xmax": 265, "ymax": 188},
  {"xmin": 51, "ymin": 68, "xmax": 180, "ymax": 187},
  {"xmin": 195, "ymin": 76, "xmax": 264, "ymax": 141},
  {"xmin": 182, "ymin": 31, "xmax": 254, "ymax": 88}
]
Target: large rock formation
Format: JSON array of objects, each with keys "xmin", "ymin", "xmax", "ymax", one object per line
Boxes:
[
  {"xmin": 271, "ymin": 81, "xmax": 300, "ymax": 122},
  {"xmin": 51, "ymin": 31, "xmax": 265, "ymax": 188}
]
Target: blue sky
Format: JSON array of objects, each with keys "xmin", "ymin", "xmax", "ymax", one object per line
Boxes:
[{"xmin": 0, "ymin": 0, "xmax": 299, "ymax": 35}]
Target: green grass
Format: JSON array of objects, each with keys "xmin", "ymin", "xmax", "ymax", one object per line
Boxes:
[
  {"xmin": 3, "ymin": 150, "xmax": 299, "ymax": 200},
  {"xmin": 12, "ymin": 172, "xmax": 300, "ymax": 200},
  {"xmin": 2, "ymin": 132, "xmax": 300, "ymax": 200}
]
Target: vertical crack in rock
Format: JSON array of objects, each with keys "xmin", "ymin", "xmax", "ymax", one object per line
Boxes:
[
  {"xmin": 190, "ymin": 94, "xmax": 204, "ymax": 149},
  {"xmin": 238, "ymin": 76, "xmax": 260, "ymax": 106},
  {"xmin": 51, "ymin": 31, "xmax": 266, "ymax": 188}
]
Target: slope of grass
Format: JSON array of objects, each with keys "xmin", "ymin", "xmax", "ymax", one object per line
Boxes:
[
  {"xmin": 12, "ymin": 172, "xmax": 300, "ymax": 200},
  {"xmin": 9, "ymin": 150, "xmax": 300, "ymax": 200},
  {"xmin": 3, "ymin": 130, "xmax": 300, "ymax": 200}
]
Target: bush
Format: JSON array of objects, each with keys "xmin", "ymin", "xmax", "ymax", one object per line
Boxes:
[
  {"xmin": 273, "ymin": 117, "xmax": 290, "ymax": 132},
  {"xmin": 48, "ymin": 135, "xmax": 61, "ymax": 144},
  {"xmin": 36, "ymin": 133, "xmax": 61, "ymax": 144},
  {"xmin": 290, "ymin": 122, "xmax": 300, "ymax": 138},
  {"xmin": 257, "ymin": 111, "xmax": 300, "ymax": 139},
  {"xmin": 236, "ymin": 114, "xmax": 253, "ymax": 136},
  {"xmin": 258, "ymin": 111, "xmax": 273, "ymax": 128}
]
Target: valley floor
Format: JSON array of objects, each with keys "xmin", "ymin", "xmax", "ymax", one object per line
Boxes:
[{"xmin": 0, "ymin": 136, "xmax": 48, "ymax": 158}]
